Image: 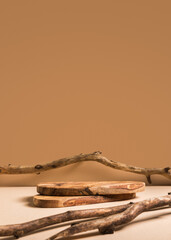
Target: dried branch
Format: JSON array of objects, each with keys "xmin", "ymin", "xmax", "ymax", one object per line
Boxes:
[
  {"xmin": 0, "ymin": 203, "xmax": 131, "ymax": 238},
  {"xmin": 47, "ymin": 194, "xmax": 171, "ymax": 240},
  {"xmin": 0, "ymin": 151, "xmax": 170, "ymax": 183},
  {"xmin": 0, "ymin": 195, "xmax": 170, "ymax": 239}
]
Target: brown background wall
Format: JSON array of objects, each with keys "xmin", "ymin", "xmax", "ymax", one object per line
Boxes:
[{"xmin": 0, "ymin": 1, "xmax": 171, "ymax": 186}]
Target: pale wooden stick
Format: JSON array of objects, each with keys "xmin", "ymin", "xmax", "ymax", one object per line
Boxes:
[
  {"xmin": 47, "ymin": 195, "xmax": 171, "ymax": 240},
  {"xmin": 0, "ymin": 151, "xmax": 170, "ymax": 183}
]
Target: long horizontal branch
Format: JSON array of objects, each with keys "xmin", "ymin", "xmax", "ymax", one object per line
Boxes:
[
  {"xmin": 0, "ymin": 151, "xmax": 170, "ymax": 183},
  {"xmin": 47, "ymin": 194, "xmax": 171, "ymax": 240},
  {"xmin": 0, "ymin": 203, "xmax": 131, "ymax": 238}
]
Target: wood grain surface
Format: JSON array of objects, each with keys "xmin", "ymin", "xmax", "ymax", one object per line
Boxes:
[
  {"xmin": 33, "ymin": 193, "xmax": 136, "ymax": 208},
  {"xmin": 37, "ymin": 181, "xmax": 145, "ymax": 196}
]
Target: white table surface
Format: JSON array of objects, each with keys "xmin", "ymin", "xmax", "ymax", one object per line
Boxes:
[{"xmin": 0, "ymin": 186, "xmax": 171, "ymax": 240}]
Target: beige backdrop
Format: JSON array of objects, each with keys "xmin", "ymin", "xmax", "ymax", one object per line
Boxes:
[{"xmin": 0, "ymin": 1, "xmax": 171, "ymax": 186}]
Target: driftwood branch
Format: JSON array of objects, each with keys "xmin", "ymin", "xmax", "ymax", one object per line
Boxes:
[
  {"xmin": 0, "ymin": 203, "xmax": 132, "ymax": 238},
  {"xmin": 47, "ymin": 194, "xmax": 171, "ymax": 240},
  {"xmin": 0, "ymin": 195, "xmax": 170, "ymax": 239},
  {"xmin": 0, "ymin": 151, "xmax": 170, "ymax": 183}
]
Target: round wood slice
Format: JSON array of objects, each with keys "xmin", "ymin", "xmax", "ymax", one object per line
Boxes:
[
  {"xmin": 33, "ymin": 193, "xmax": 136, "ymax": 208},
  {"xmin": 37, "ymin": 181, "xmax": 145, "ymax": 196}
]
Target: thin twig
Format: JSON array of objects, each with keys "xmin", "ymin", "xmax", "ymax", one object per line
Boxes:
[{"xmin": 0, "ymin": 152, "xmax": 170, "ymax": 183}]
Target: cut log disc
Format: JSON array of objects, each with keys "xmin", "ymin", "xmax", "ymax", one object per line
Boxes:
[
  {"xmin": 33, "ymin": 193, "xmax": 136, "ymax": 208},
  {"xmin": 37, "ymin": 181, "xmax": 145, "ymax": 196}
]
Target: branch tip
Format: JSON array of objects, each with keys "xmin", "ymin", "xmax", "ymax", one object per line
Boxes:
[
  {"xmin": 164, "ymin": 167, "xmax": 171, "ymax": 173},
  {"xmin": 93, "ymin": 151, "xmax": 102, "ymax": 155},
  {"xmin": 146, "ymin": 175, "xmax": 152, "ymax": 184}
]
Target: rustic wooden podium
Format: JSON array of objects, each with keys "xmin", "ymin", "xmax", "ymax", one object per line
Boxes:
[{"xmin": 33, "ymin": 181, "xmax": 145, "ymax": 208}]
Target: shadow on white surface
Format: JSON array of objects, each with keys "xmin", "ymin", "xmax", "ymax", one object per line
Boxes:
[{"xmin": 18, "ymin": 196, "xmax": 35, "ymax": 208}]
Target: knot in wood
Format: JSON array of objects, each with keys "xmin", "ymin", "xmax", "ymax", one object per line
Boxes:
[
  {"xmin": 98, "ymin": 223, "xmax": 115, "ymax": 235},
  {"xmin": 164, "ymin": 167, "xmax": 171, "ymax": 174},
  {"xmin": 13, "ymin": 230, "xmax": 24, "ymax": 238},
  {"xmin": 35, "ymin": 165, "xmax": 43, "ymax": 170}
]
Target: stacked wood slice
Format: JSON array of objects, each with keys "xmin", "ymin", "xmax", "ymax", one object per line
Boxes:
[{"xmin": 33, "ymin": 181, "xmax": 145, "ymax": 208}]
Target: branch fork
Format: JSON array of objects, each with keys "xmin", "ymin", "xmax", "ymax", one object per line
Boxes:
[{"xmin": 0, "ymin": 194, "xmax": 170, "ymax": 239}]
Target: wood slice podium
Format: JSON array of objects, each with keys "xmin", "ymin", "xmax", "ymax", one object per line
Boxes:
[{"xmin": 33, "ymin": 181, "xmax": 145, "ymax": 208}]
